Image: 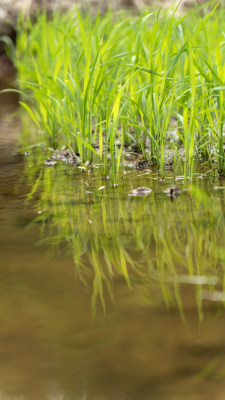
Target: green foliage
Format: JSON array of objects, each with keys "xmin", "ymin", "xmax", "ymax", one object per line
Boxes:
[{"xmin": 7, "ymin": 2, "xmax": 225, "ymax": 179}]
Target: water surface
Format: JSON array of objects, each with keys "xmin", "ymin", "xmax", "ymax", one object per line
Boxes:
[{"xmin": 1, "ymin": 78, "xmax": 225, "ymax": 399}]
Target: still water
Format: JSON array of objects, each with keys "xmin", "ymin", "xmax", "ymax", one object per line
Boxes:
[{"xmin": 1, "ymin": 78, "xmax": 225, "ymax": 400}]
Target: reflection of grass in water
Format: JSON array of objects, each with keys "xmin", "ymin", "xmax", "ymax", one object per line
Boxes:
[{"xmin": 25, "ymin": 157, "xmax": 225, "ymax": 318}]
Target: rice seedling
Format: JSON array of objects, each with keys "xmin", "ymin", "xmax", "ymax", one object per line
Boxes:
[{"xmin": 3, "ymin": 1, "xmax": 225, "ymax": 179}]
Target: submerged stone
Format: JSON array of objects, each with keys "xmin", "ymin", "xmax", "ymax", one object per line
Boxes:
[
  {"xmin": 164, "ymin": 185, "xmax": 182, "ymax": 198},
  {"xmin": 129, "ymin": 187, "xmax": 152, "ymax": 196},
  {"xmin": 44, "ymin": 158, "xmax": 56, "ymax": 167}
]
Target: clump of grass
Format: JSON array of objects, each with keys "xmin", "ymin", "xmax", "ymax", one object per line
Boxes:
[{"xmin": 3, "ymin": 1, "xmax": 225, "ymax": 180}]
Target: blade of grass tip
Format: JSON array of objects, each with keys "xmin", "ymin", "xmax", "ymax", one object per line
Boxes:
[
  {"xmin": 202, "ymin": 1, "xmax": 220, "ymax": 25},
  {"xmin": 0, "ymin": 88, "xmax": 23, "ymax": 95},
  {"xmin": 175, "ymin": 12, "xmax": 190, "ymax": 27},
  {"xmin": 76, "ymin": 6, "xmax": 87, "ymax": 56},
  {"xmin": 76, "ymin": 7, "xmax": 91, "ymax": 93}
]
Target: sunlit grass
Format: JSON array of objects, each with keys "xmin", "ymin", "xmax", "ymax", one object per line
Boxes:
[{"xmin": 2, "ymin": 1, "xmax": 225, "ymax": 180}]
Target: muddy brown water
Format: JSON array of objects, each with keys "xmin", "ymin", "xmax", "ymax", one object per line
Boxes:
[{"xmin": 1, "ymin": 73, "xmax": 225, "ymax": 400}]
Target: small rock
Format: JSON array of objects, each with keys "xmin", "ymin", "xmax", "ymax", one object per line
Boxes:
[
  {"xmin": 129, "ymin": 187, "xmax": 152, "ymax": 197},
  {"xmin": 44, "ymin": 158, "xmax": 56, "ymax": 167},
  {"xmin": 164, "ymin": 185, "xmax": 182, "ymax": 198}
]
